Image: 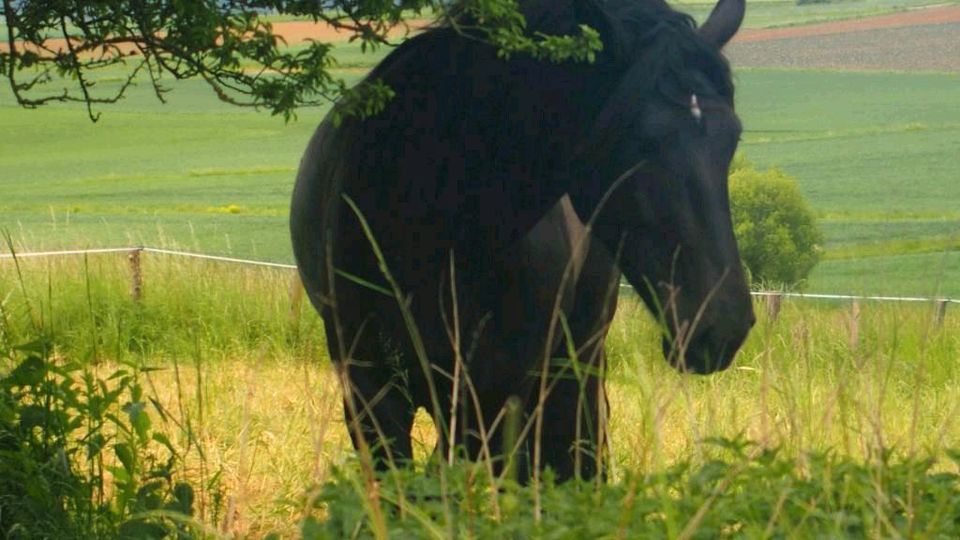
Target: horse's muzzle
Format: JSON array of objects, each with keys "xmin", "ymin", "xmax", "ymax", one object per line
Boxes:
[{"xmin": 662, "ymin": 313, "xmax": 755, "ymax": 374}]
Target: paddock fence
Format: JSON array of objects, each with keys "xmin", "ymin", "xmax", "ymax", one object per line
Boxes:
[{"xmin": 1, "ymin": 246, "xmax": 956, "ymax": 328}]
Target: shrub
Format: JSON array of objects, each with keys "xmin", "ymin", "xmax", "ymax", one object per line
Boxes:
[
  {"xmin": 729, "ymin": 157, "xmax": 823, "ymax": 289},
  {"xmin": 303, "ymin": 440, "xmax": 960, "ymax": 538},
  {"xmin": 0, "ymin": 336, "xmax": 197, "ymax": 538}
]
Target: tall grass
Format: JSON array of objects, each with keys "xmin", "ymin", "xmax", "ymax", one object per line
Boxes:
[
  {"xmin": 2, "ymin": 252, "xmax": 959, "ymax": 537},
  {"xmin": 0, "ymin": 251, "xmax": 332, "ymax": 537},
  {"xmin": 606, "ymin": 295, "xmax": 960, "ymax": 469},
  {"xmin": 0, "ymin": 251, "xmax": 325, "ymax": 362}
]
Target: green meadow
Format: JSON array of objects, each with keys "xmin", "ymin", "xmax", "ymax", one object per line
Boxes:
[
  {"xmin": 735, "ymin": 69, "xmax": 960, "ymax": 296},
  {"xmin": 2, "ymin": 4, "xmax": 958, "ymax": 297}
]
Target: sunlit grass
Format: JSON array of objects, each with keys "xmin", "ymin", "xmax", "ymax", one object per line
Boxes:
[
  {"xmin": 3, "ymin": 66, "xmax": 959, "ymax": 296},
  {"xmin": 2, "ymin": 253, "xmax": 958, "ymax": 536}
]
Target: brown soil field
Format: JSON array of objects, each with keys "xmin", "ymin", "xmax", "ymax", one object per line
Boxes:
[
  {"xmin": 268, "ymin": 5, "xmax": 960, "ymax": 73},
  {"xmin": 5, "ymin": 5, "xmax": 957, "ymax": 70},
  {"xmin": 266, "ymin": 19, "xmax": 433, "ymax": 44},
  {"xmin": 264, "ymin": 5, "xmax": 960, "ymax": 45},
  {"xmin": 0, "ymin": 19, "xmax": 433, "ymax": 55},
  {"xmin": 726, "ymin": 5, "xmax": 960, "ymax": 71},
  {"xmin": 732, "ymin": 4, "xmax": 960, "ymax": 42}
]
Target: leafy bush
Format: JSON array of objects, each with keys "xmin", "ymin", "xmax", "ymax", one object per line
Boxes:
[
  {"xmin": 304, "ymin": 439, "xmax": 960, "ymax": 538},
  {"xmin": 729, "ymin": 157, "xmax": 823, "ymax": 288},
  {"xmin": 0, "ymin": 338, "xmax": 197, "ymax": 538}
]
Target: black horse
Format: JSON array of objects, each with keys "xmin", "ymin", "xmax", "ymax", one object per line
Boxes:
[{"xmin": 291, "ymin": 0, "xmax": 755, "ymax": 481}]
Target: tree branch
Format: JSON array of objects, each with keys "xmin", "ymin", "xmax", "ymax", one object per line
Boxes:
[{"xmin": 2, "ymin": 0, "xmax": 601, "ymax": 121}]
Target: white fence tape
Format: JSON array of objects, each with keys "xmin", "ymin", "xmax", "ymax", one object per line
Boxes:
[
  {"xmin": 0, "ymin": 246, "xmax": 297, "ymax": 270},
  {"xmin": 750, "ymin": 291, "xmax": 953, "ymax": 303},
  {"xmin": 0, "ymin": 247, "xmax": 136, "ymax": 259},
  {"xmin": 1, "ymin": 246, "xmax": 956, "ymax": 304},
  {"xmin": 141, "ymin": 247, "xmax": 298, "ymax": 270}
]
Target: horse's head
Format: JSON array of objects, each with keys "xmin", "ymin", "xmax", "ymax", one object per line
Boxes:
[{"xmin": 571, "ymin": 0, "xmax": 754, "ymax": 373}]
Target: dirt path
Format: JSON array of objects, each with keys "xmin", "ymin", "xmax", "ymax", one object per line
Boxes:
[{"xmin": 733, "ymin": 4, "xmax": 960, "ymax": 43}]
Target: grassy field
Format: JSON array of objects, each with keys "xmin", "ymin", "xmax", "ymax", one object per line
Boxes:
[
  {"xmin": 2, "ymin": 254, "xmax": 958, "ymax": 536},
  {"xmin": 2, "ymin": 66, "xmax": 957, "ymax": 296},
  {"xmin": 2, "ymin": 1, "xmax": 959, "ymax": 298},
  {"xmin": 734, "ymin": 68, "xmax": 960, "ymax": 296}
]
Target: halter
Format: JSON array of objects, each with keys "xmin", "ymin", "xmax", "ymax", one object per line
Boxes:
[{"xmin": 690, "ymin": 94, "xmax": 702, "ymax": 123}]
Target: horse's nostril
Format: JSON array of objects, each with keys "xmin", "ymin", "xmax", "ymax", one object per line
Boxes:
[{"xmin": 663, "ymin": 323, "xmax": 747, "ymax": 375}]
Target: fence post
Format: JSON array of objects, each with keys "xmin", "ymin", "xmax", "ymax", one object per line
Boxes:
[
  {"xmin": 765, "ymin": 293, "xmax": 782, "ymax": 322},
  {"xmin": 934, "ymin": 300, "xmax": 948, "ymax": 328},
  {"xmin": 288, "ymin": 271, "xmax": 305, "ymax": 329},
  {"xmin": 128, "ymin": 248, "xmax": 143, "ymax": 301},
  {"xmin": 848, "ymin": 300, "xmax": 861, "ymax": 350}
]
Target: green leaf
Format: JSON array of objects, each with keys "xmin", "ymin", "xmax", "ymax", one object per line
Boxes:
[
  {"xmin": 152, "ymin": 432, "xmax": 176, "ymax": 455},
  {"xmin": 5, "ymin": 356, "xmax": 46, "ymax": 387},
  {"xmin": 118, "ymin": 519, "xmax": 168, "ymax": 540},
  {"xmin": 18, "ymin": 404, "xmax": 47, "ymax": 430},
  {"xmin": 136, "ymin": 480, "xmax": 166, "ymax": 511},
  {"xmin": 12, "ymin": 340, "xmax": 49, "ymax": 354},
  {"xmin": 116, "ymin": 442, "xmax": 135, "ymax": 475},
  {"xmin": 301, "ymin": 516, "xmax": 329, "ymax": 540},
  {"xmin": 122, "ymin": 401, "xmax": 152, "ymax": 439},
  {"xmin": 107, "ymin": 412, "xmax": 133, "ymax": 436},
  {"xmin": 149, "ymin": 397, "xmax": 170, "ymax": 423},
  {"xmin": 168, "ymin": 483, "xmax": 195, "ymax": 515},
  {"xmin": 86, "ymin": 433, "xmax": 106, "ymax": 459},
  {"xmin": 133, "ymin": 410, "xmax": 151, "ymax": 440},
  {"xmin": 108, "ymin": 464, "xmax": 131, "ymax": 484}
]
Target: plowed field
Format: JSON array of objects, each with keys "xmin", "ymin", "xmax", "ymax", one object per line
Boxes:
[{"xmin": 727, "ymin": 5, "xmax": 960, "ymax": 71}]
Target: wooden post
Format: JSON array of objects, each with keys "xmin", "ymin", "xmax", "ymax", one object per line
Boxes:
[
  {"xmin": 848, "ymin": 300, "xmax": 861, "ymax": 350},
  {"xmin": 934, "ymin": 300, "xmax": 948, "ymax": 329},
  {"xmin": 766, "ymin": 293, "xmax": 782, "ymax": 322},
  {"xmin": 288, "ymin": 272, "xmax": 305, "ymax": 328},
  {"xmin": 128, "ymin": 249, "xmax": 143, "ymax": 301}
]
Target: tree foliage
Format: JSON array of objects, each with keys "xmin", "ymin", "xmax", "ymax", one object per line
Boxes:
[
  {"xmin": 0, "ymin": 0, "xmax": 601, "ymax": 121},
  {"xmin": 729, "ymin": 157, "xmax": 823, "ymax": 289}
]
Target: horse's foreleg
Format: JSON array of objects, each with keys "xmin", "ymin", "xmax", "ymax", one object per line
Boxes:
[
  {"xmin": 533, "ymin": 360, "xmax": 607, "ymax": 482},
  {"xmin": 327, "ymin": 313, "xmax": 416, "ymax": 470},
  {"xmin": 339, "ymin": 362, "xmax": 416, "ymax": 471}
]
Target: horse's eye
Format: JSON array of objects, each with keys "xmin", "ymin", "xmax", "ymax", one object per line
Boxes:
[{"xmin": 690, "ymin": 94, "xmax": 703, "ymax": 124}]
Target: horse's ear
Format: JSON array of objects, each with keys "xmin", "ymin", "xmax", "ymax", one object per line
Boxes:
[{"xmin": 698, "ymin": 0, "xmax": 745, "ymax": 48}]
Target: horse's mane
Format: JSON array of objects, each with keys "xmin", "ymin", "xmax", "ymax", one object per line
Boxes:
[{"xmin": 442, "ymin": 0, "xmax": 734, "ymax": 104}]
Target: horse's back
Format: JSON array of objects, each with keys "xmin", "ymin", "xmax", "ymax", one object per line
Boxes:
[
  {"xmin": 290, "ymin": 25, "xmax": 610, "ymax": 355},
  {"xmin": 290, "ymin": 113, "xmax": 351, "ymax": 315}
]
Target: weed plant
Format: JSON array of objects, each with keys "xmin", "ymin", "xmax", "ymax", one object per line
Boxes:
[
  {"xmin": 0, "ymin": 251, "xmax": 209, "ymax": 538},
  {"xmin": 307, "ymin": 442, "xmax": 960, "ymax": 538}
]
